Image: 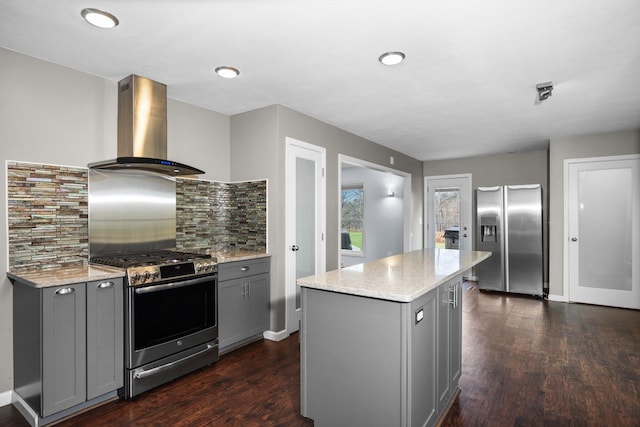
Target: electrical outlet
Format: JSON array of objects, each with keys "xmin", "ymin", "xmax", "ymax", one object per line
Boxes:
[{"xmin": 390, "ymin": 156, "xmax": 395, "ymax": 165}]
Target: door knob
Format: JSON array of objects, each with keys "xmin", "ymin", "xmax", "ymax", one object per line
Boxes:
[
  {"xmin": 571, "ymin": 237, "xmax": 578, "ymax": 242},
  {"xmin": 291, "ymin": 245, "xmax": 300, "ymax": 251},
  {"xmin": 463, "ymin": 234, "xmax": 468, "ymax": 238}
]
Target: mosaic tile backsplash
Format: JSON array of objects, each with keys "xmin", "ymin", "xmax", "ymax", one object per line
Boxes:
[
  {"xmin": 176, "ymin": 178, "xmax": 267, "ymax": 253},
  {"xmin": 7, "ymin": 161, "xmax": 268, "ymax": 270},
  {"xmin": 7, "ymin": 162, "xmax": 89, "ymax": 269}
]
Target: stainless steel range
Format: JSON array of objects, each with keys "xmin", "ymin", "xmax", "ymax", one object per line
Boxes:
[
  {"xmin": 86, "ymin": 74, "xmax": 219, "ymax": 399},
  {"xmin": 91, "ymin": 250, "xmax": 219, "ymax": 398}
]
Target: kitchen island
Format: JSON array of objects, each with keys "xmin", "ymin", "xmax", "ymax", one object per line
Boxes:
[{"xmin": 298, "ymin": 249, "xmax": 490, "ymax": 427}]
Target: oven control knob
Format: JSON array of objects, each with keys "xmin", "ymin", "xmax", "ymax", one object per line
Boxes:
[
  {"xmin": 130, "ymin": 272, "xmax": 140, "ymax": 283},
  {"xmin": 151, "ymin": 270, "xmax": 160, "ymax": 280},
  {"xmin": 203, "ymin": 263, "xmax": 211, "ymax": 271},
  {"xmin": 142, "ymin": 271, "xmax": 151, "ymax": 281},
  {"xmin": 196, "ymin": 263, "xmax": 203, "ymax": 272}
]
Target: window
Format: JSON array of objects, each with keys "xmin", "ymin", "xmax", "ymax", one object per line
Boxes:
[{"xmin": 341, "ymin": 184, "xmax": 364, "ymax": 254}]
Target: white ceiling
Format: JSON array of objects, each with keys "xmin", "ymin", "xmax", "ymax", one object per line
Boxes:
[{"xmin": 2, "ymin": 0, "xmax": 639, "ymax": 161}]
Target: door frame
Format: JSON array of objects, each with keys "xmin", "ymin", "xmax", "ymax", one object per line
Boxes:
[
  {"xmin": 424, "ymin": 174, "xmax": 473, "ymax": 251},
  {"xmin": 285, "ymin": 137, "xmax": 326, "ymax": 335},
  {"xmin": 563, "ymin": 154, "xmax": 640, "ymax": 303}
]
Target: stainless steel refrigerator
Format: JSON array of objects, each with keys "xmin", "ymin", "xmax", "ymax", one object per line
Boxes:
[{"xmin": 475, "ymin": 184, "xmax": 543, "ymax": 296}]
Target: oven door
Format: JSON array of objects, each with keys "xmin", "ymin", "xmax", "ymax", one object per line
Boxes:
[{"xmin": 127, "ymin": 274, "xmax": 217, "ymax": 369}]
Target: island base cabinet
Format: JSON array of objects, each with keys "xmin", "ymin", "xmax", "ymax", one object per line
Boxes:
[
  {"xmin": 437, "ymin": 279, "xmax": 462, "ymax": 413},
  {"xmin": 301, "ymin": 276, "xmax": 463, "ymax": 427},
  {"xmin": 301, "ymin": 288, "xmax": 405, "ymax": 427}
]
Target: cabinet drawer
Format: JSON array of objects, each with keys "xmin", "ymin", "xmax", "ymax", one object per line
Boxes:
[{"xmin": 218, "ymin": 257, "xmax": 270, "ymax": 281}]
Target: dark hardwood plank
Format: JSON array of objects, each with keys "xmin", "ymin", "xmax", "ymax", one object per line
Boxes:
[
  {"xmin": 442, "ymin": 286, "xmax": 640, "ymax": 427},
  {"xmin": 2, "ymin": 286, "xmax": 639, "ymax": 426}
]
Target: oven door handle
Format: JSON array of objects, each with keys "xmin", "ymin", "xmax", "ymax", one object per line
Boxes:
[
  {"xmin": 134, "ymin": 275, "xmax": 216, "ymax": 294},
  {"xmin": 133, "ymin": 343, "xmax": 217, "ymax": 380}
]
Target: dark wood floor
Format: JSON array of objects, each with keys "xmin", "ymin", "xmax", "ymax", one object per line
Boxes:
[{"xmin": 2, "ymin": 286, "xmax": 640, "ymax": 426}]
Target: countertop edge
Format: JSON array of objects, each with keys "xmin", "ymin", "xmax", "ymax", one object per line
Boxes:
[
  {"xmin": 8, "ymin": 265, "xmax": 126, "ymax": 289},
  {"xmin": 8, "ymin": 252, "xmax": 271, "ymax": 288},
  {"xmin": 298, "ymin": 250, "xmax": 491, "ymax": 303}
]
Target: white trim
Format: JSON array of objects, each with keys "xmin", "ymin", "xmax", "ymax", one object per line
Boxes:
[
  {"xmin": 285, "ymin": 137, "xmax": 326, "ymax": 335},
  {"xmin": 263, "ymin": 329, "xmax": 289, "ymax": 342},
  {"xmin": 547, "ymin": 294, "xmax": 569, "ymax": 302},
  {"xmin": 0, "ymin": 389, "xmax": 12, "ymax": 407},
  {"xmin": 563, "ymin": 154, "xmax": 640, "ymax": 303}
]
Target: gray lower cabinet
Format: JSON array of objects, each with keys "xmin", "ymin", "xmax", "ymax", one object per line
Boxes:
[
  {"xmin": 437, "ymin": 278, "xmax": 462, "ymax": 413},
  {"xmin": 42, "ymin": 283, "xmax": 87, "ymax": 416},
  {"xmin": 86, "ymin": 279, "xmax": 124, "ymax": 400},
  {"xmin": 218, "ymin": 257, "xmax": 270, "ymax": 352},
  {"xmin": 13, "ymin": 278, "xmax": 123, "ymax": 423},
  {"xmin": 301, "ymin": 275, "xmax": 462, "ymax": 427}
]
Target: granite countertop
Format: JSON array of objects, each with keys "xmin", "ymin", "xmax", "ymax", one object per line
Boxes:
[
  {"xmin": 211, "ymin": 249, "xmax": 270, "ymax": 263},
  {"xmin": 297, "ymin": 248, "xmax": 491, "ymax": 303},
  {"xmin": 7, "ymin": 264, "xmax": 126, "ymax": 289},
  {"xmin": 7, "ymin": 250, "xmax": 270, "ymax": 288}
]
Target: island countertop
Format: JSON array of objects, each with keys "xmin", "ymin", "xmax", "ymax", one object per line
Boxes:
[{"xmin": 297, "ymin": 248, "xmax": 491, "ymax": 303}]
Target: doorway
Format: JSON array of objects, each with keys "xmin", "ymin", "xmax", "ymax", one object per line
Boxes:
[
  {"xmin": 565, "ymin": 155, "xmax": 640, "ymax": 309},
  {"xmin": 285, "ymin": 138, "xmax": 326, "ymax": 334},
  {"xmin": 424, "ymin": 175, "xmax": 472, "ymax": 251},
  {"xmin": 338, "ymin": 155, "xmax": 412, "ymax": 268}
]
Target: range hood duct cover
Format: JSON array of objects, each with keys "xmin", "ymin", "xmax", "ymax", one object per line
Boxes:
[{"xmin": 89, "ymin": 74, "xmax": 204, "ymax": 176}]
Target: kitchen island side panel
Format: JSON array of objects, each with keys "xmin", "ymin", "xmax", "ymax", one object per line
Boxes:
[{"xmin": 301, "ymin": 287, "xmax": 407, "ymax": 427}]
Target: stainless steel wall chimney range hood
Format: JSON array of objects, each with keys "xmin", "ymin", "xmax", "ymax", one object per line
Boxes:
[{"xmin": 89, "ymin": 74, "xmax": 204, "ymax": 176}]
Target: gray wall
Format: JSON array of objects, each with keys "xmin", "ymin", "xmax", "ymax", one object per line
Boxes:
[
  {"xmin": 423, "ymin": 149, "xmax": 549, "ymax": 286},
  {"xmin": 341, "ymin": 167, "xmax": 404, "ymax": 267},
  {"xmin": 548, "ymin": 130, "xmax": 640, "ymax": 297},
  {"xmin": 0, "ymin": 48, "xmax": 230, "ymax": 396},
  {"xmin": 231, "ymin": 105, "xmax": 424, "ymax": 332}
]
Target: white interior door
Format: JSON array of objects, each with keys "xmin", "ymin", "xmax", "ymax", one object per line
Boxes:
[
  {"xmin": 286, "ymin": 138, "xmax": 326, "ymax": 333},
  {"xmin": 425, "ymin": 175, "xmax": 472, "ymax": 251},
  {"xmin": 566, "ymin": 155, "xmax": 640, "ymax": 309}
]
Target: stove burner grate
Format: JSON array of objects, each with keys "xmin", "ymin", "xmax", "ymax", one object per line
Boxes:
[{"xmin": 91, "ymin": 250, "xmax": 211, "ymax": 269}]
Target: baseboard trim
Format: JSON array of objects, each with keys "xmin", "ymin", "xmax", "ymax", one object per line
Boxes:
[
  {"xmin": 547, "ymin": 294, "xmax": 568, "ymax": 302},
  {"xmin": 263, "ymin": 329, "xmax": 289, "ymax": 342},
  {"xmin": 0, "ymin": 390, "xmax": 12, "ymax": 407}
]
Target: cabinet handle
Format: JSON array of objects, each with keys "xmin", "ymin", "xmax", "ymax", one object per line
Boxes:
[
  {"xmin": 241, "ymin": 283, "xmax": 247, "ymax": 298},
  {"xmin": 97, "ymin": 281, "xmax": 114, "ymax": 289},
  {"xmin": 55, "ymin": 287, "xmax": 75, "ymax": 296},
  {"xmin": 454, "ymin": 284, "xmax": 459, "ymax": 308},
  {"xmin": 240, "ymin": 266, "xmax": 250, "ymax": 272},
  {"xmin": 247, "ymin": 282, "xmax": 251, "ymax": 298},
  {"xmin": 447, "ymin": 287, "xmax": 456, "ymax": 306}
]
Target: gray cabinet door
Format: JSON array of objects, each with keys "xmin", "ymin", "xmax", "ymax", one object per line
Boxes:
[
  {"xmin": 218, "ymin": 257, "xmax": 271, "ymax": 351},
  {"xmin": 409, "ymin": 288, "xmax": 438, "ymax": 427},
  {"xmin": 245, "ymin": 274, "xmax": 270, "ymax": 337},
  {"xmin": 450, "ymin": 280, "xmax": 462, "ymax": 389},
  {"xmin": 86, "ymin": 278, "xmax": 124, "ymax": 400},
  {"xmin": 436, "ymin": 279, "xmax": 463, "ymax": 413},
  {"xmin": 218, "ymin": 277, "xmax": 246, "ymax": 349},
  {"xmin": 42, "ymin": 283, "xmax": 86, "ymax": 417},
  {"xmin": 437, "ymin": 281, "xmax": 453, "ymax": 413}
]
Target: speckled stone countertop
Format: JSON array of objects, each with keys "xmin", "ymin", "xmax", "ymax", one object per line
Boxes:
[
  {"xmin": 7, "ymin": 250, "xmax": 270, "ymax": 288},
  {"xmin": 298, "ymin": 249, "xmax": 491, "ymax": 303},
  {"xmin": 7, "ymin": 264, "xmax": 126, "ymax": 289},
  {"xmin": 211, "ymin": 249, "xmax": 270, "ymax": 263}
]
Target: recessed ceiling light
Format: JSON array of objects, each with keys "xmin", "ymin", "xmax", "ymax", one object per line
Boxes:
[
  {"xmin": 214, "ymin": 66, "xmax": 240, "ymax": 79},
  {"xmin": 81, "ymin": 8, "xmax": 119, "ymax": 29},
  {"xmin": 379, "ymin": 51, "xmax": 405, "ymax": 66}
]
